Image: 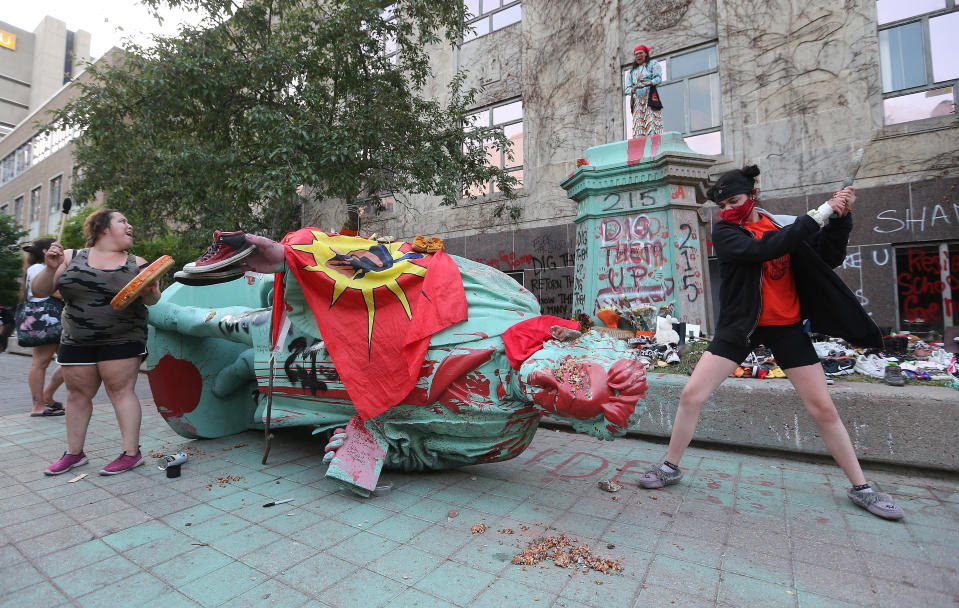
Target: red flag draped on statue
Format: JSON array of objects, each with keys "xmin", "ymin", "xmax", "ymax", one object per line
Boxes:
[{"xmin": 271, "ymin": 228, "xmax": 467, "ymax": 420}]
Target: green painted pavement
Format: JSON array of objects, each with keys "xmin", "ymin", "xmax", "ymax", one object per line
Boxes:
[{"xmin": 0, "ymin": 391, "xmax": 957, "ymax": 607}]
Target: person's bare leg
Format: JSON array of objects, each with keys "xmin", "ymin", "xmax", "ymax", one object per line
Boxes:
[
  {"xmin": 664, "ymin": 351, "xmax": 741, "ymax": 464},
  {"xmin": 28, "ymin": 343, "xmax": 58, "ymax": 413},
  {"xmin": 62, "ymin": 365, "xmax": 101, "ymax": 454},
  {"xmin": 42, "ymin": 365, "xmax": 64, "ymax": 405},
  {"xmin": 98, "ymin": 357, "xmax": 143, "ymax": 455},
  {"xmin": 785, "ymin": 363, "xmax": 867, "ymax": 486}
]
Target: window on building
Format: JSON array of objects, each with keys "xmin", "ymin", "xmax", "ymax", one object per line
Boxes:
[
  {"xmin": 0, "ymin": 203, "xmax": 8, "ymax": 216},
  {"xmin": 463, "ymin": 99, "xmax": 524, "ymax": 196},
  {"xmin": 623, "ymin": 44, "xmax": 722, "ymax": 155},
  {"xmin": 48, "ymin": 175, "xmax": 62, "ymax": 214},
  {"xmin": 463, "ymin": 0, "xmax": 521, "ymax": 42},
  {"xmin": 29, "ymin": 187, "xmax": 41, "ymax": 222},
  {"xmin": 895, "ymin": 242, "xmax": 958, "ymax": 335},
  {"xmin": 358, "ymin": 192, "xmax": 395, "ymax": 219},
  {"xmin": 877, "ymin": 1, "xmax": 958, "ymax": 125},
  {"xmin": 13, "ymin": 196, "xmax": 24, "ymax": 225}
]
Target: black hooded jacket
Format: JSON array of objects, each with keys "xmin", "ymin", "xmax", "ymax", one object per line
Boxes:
[{"xmin": 711, "ymin": 209, "xmax": 883, "ymax": 348}]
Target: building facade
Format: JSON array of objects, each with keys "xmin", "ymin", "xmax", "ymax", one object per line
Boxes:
[
  {"xmin": 0, "ymin": 28, "xmax": 105, "ymax": 242},
  {"xmin": 0, "ymin": 16, "xmax": 91, "ymax": 138},
  {"xmin": 307, "ymin": 0, "xmax": 958, "ymax": 336}
]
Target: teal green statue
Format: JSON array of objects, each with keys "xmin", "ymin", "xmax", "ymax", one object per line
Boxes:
[{"xmin": 146, "ymin": 232, "xmax": 648, "ymax": 497}]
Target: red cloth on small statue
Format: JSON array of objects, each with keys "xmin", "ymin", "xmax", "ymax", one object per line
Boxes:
[
  {"xmin": 502, "ymin": 315, "xmax": 580, "ymax": 370},
  {"xmin": 272, "ymin": 228, "xmax": 467, "ymax": 420}
]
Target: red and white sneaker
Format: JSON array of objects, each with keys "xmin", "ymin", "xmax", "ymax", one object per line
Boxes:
[{"xmin": 182, "ymin": 230, "xmax": 256, "ymax": 273}]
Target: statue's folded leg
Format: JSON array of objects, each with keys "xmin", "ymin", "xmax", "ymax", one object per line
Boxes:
[
  {"xmin": 212, "ymin": 348, "xmax": 256, "ymax": 398},
  {"xmin": 322, "ymin": 415, "xmax": 389, "ymax": 498}
]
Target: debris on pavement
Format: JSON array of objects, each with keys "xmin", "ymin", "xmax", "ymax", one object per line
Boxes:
[
  {"xmin": 511, "ymin": 534, "xmax": 623, "ymax": 574},
  {"xmin": 597, "ymin": 479, "xmax": 623, "ymax": 492}
]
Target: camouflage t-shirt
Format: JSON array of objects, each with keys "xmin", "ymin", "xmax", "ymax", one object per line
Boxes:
[{"xmin": 57, "ymin": 248, "xmax": 148, "ymax": 346}]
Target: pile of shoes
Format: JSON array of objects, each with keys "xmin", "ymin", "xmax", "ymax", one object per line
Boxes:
[
  {"xmin": 174, "ymin": 230, "xmax": 256, "ymax": 286},
  {"xmin": 729, "ymin": 348, "xmax": 787, "ymax": 379}
]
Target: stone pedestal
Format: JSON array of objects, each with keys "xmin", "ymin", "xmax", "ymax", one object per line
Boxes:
[{"xmin": 560, "ymin": 133, "xmax": 717, "ymax": 331}]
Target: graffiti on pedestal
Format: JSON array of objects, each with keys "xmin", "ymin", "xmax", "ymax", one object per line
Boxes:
[{"xmin": 595, "ymin": 212, "xmax": 676, "ymax": 308}]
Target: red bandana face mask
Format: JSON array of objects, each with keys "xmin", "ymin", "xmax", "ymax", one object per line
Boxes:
[{"xmin": 718, "ymin": 198, "xmax": 756, "ymax": 225}]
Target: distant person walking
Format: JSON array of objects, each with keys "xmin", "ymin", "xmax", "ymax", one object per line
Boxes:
[
  {"xmin": 625, "ymin": 44, "xmax": 663, "ymax": 138},
  {"xmin": 18, "ymin": 238, "xmax": 65, "ymax": 417},
  {"xmin": 637, "ymin": 165, "xmax": 905, "ymax": 521},
  {"xmin": 31, "ymin": 209, "xmax": 161, "ymax": 476}
]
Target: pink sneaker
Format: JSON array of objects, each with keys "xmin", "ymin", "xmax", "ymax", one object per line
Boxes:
[
  {"xmin": 45, "ymin": 452, "xmax": 88, "ymax": 476},
  {"xmin": 99, "ymin": 450, "xmax": 144, "ymax": 475}
]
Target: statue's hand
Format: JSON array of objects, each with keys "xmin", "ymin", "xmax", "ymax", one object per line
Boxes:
[
  {"xmin": 322, "ymin": 428, "xmax": 348, "ymax": 463},
  {"xmin": 239, "ymin": 234, "xmax": 286, "ymax": 273}
]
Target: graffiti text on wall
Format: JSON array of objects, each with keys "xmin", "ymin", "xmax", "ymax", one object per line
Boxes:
[
  {"xmin": 897, "ymin": 248, "xmax": 957, "ymax": 323},
  {"xmin": 873, "ymin": 203, "xmax": 959, "ymax": 234}
]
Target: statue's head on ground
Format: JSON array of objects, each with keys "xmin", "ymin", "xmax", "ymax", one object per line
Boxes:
[{"xmin": 518, "ymin": 332, "xmax": 647, "ymax": 440}]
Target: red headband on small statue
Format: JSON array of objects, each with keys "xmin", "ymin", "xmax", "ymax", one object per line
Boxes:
[{"xmin": 634, "ymin": 45, "xmax": 650, "ymax": 55}]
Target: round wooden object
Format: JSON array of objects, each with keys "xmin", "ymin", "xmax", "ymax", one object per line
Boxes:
[{"xmin": 110, "ymin": 255, "xmax": 174, "ymax": 310}]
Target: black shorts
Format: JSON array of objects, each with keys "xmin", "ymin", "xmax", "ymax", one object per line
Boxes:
[
  {"xmin": 707, "ymin": 323, "xmax": 820, "ymax": 370},
  {"xmin": 56, "ymin": 341, "xmax": 147, "ymax": 365}
]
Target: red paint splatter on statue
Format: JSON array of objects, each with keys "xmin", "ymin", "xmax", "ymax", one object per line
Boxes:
[{"xmin": 148, "ymin": 355, "xmax": 202, "ymax": 420}]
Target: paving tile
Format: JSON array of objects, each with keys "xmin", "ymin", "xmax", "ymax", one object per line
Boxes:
[
  {"xmin": 722, "ymin": 545, "xmax": 794, "ymax": 587},
  {"xmin": 75, "ymin": 571, "xmax": 170, "ymax": 608},
  {"xmin": 0, "ymin": 559, "xmax": 45, "ymax": 593},
  {"xmin": 872, "ymin": 579, "xmax": 958, "ymax": 608},
  {"xmin": 295, "ymin": 517, "xmax": 360, "ymax": 550},
  {"xmin": 794, "ymin": 561, "xmax": 877, "ymax": 606},
  {"xmin": 182, "ymin": 513, "xmax": 251, "ymax": 544},
  {"xmin": 102, "ymin": 518, "xmax": 176, "ymax": 552},
  {"xmin": 18, "ymin": 523, "xmax": 97, "ymax": 560},
  {"xmin": 790, "ymin": 537, "xmax": 862, "ymax": 573},
  {"xmin": 414, "ymin": 559, "xmax": 498, "ymax": 604},
  {"xmin": 384, "ymin": 587, "xmax": 454, "ymax": 608},
  {"xmin": 368, "ymin": 544, "xmax": 443, "ymax": 583},
  {"xmin": 54, "ymin": 554, "xmax": 142, "ymax": 598},
  {"xmin": 82, "ymin": 507, "xmax": 154, "ymax": 537},
  {"xmin": 178, "ymin": 561, "xmax": 266, "ymax": 607},
  {"xmin": 408, "ymin": 523, "xmax": 472, "ymax": 558},
  {"xmin": 796, "ymin": 590, "xmax": 862, "ymax": 608},
  {"xmin": 558, "ymin": 570, "xmax": 643, "ymax": 607},
  {"xmin": 335, "ymin": 501, "xmax": 393, "ymax": 529},
  {"xmin": 366, "ymin": 513, "xmax": 433, "ymax": 544},
  {"xmin": 326, "ymin": 530, "xmax": 400, "ymax": 566},
  {"xmin": 239, "ymin": 539, "xmax": 319, "ymax": 577},
  {"xmin": 152, "ymin": 545, "xmax": 234, "ymax": 586},
  {"xmin": 0, "ymin": 545, "xmax": 25, "ymax": 570},
  {"xmin": 275, "ymin": 552, "xmax": 359, "ymax": 596},
  {"xmin": 633, "ymin": 583, "xmax": 717, "ymax": 607},
  {"xmin": 218, "ymin": 577, "xmax": 315, "ymax": 608},
  {"xmin": 657, "ymin": 532, "xmax": 725, "ymax": 568},
  {"xmin": 123, "ymin": 531, "xmax": 199, "ymax": 568},
  {"xmin": 718, "ymin": 571, "xmax": 797, "ymax": 608},
  {"xmin": 5, "ymin": 510, "xmax": 75, "ymax": 542},
  {"xmin": 162, "ymin": 503, "xmax": 225, "ymax": 528},
  {"xmin": 471, "ymin": 576, "xmax": 556, "ymax": 606},
  {"xmin": 644, "ymin": 554, "xmax": 720, "ymax": 601},
  {"xmin": 0, "ymin": 580, "xmax": 68, "ymax": 608},
  {"xmin": 320, "ymin": 568, "xmax": 405, "ymax": 608},
  {"xmin": 136, "ymin": 589, "xmax": 204, "ymax": 608}
]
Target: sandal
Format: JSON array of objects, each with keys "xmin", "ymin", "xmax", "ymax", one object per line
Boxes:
[{"xmin": 31, "ymin": 408, "xmax": 65, "ymax": 417}]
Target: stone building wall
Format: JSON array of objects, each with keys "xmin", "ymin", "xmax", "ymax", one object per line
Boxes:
[{"xmin": 304, "ymin": 0, "xmax": 958, "ymax": 333}]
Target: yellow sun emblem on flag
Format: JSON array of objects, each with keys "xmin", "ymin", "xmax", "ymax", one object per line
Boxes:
[{"xmin": 290, "ymin": 231, "xmax": 426, "ymax": 345}]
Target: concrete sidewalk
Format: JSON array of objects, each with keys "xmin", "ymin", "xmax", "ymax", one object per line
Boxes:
[{"xmin": 1, "ymin": 377, "xmax": 958, "ymax": 606}]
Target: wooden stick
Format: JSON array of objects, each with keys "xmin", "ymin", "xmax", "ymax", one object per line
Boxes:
[{"xmin": 56, "ymin": 197, "xmax": 73, "ymax": 242}]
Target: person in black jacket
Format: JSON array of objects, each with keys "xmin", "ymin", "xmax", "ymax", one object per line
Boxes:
[{"xmin": 637, "ymin": 165, "xmax": 904, "ymax": 521}]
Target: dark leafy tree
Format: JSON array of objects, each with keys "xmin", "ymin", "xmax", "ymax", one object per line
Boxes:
[
  {"xmin": 47, "ymin": 0, "xmax": 517, "ymax": 248},
  {"xmin": 0, "ymin": 215, "xmax": 28, "ymax": 307}
]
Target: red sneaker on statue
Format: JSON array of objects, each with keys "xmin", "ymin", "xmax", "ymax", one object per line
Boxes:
[{"xmin": 182, "ymin": 230, "xmax": 256, "ymax": 273}]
